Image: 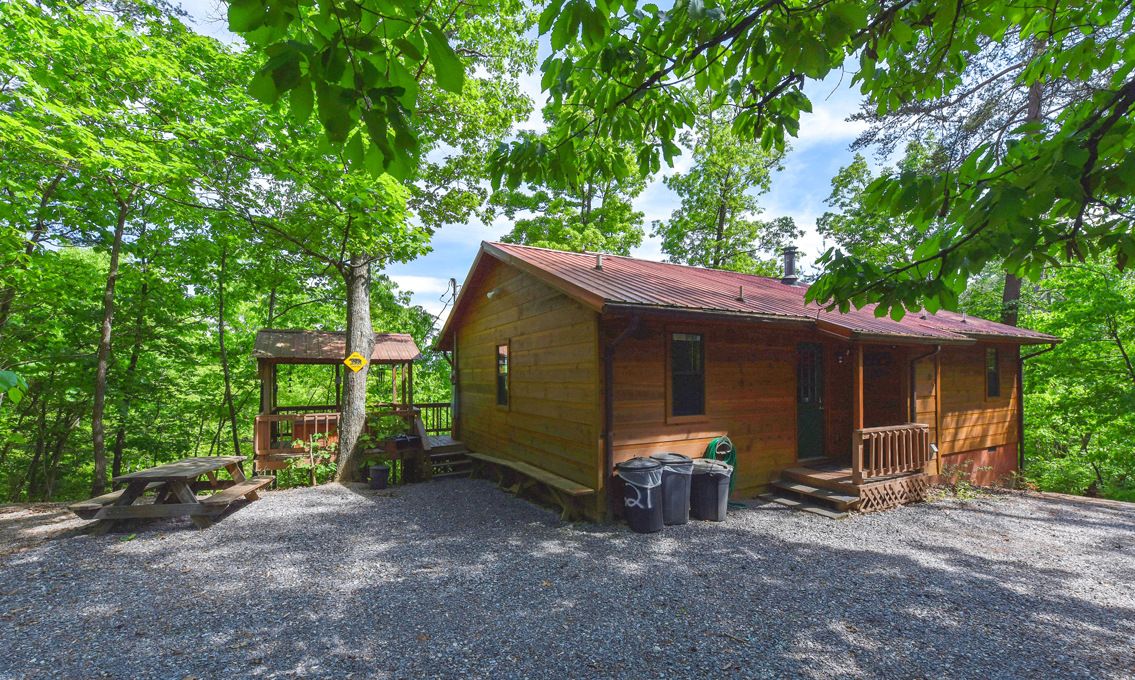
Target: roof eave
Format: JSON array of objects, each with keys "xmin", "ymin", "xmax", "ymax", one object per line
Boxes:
[{"xmin": 601, "ymin": 303, "xmax": 816, "ymax": 327}]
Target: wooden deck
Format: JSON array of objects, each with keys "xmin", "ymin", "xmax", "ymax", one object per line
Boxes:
[{"xmin": 763, "ymin": 461, "xmax": 929, "ymax": 515}]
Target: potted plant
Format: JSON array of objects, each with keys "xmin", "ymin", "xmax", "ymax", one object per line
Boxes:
[{"xmin": 360, "ymin": 414, "xmax": 405, "ymax": 489}]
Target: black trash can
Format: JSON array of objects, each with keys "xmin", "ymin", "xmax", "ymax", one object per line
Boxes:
[
  {"xmin": 649, "ymin": 452, "xmax": 693, "ymax": 525},
  {"xmin": 690, "ymin": 459, "xmax": 733, "ymax": 521},
  {"xmin": 615, "ymin": 457, "xmax": 664, "ymax": 533},
  {"xmin": 369, "ymin": 464, "xmax": 390, "ymax": 490}
]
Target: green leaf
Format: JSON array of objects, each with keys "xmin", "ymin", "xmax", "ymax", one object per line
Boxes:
[
  {"xmin": 228, "ymin": 0, "xmax": 265, "ymax": 33},
  {"xmin": 423, "ymin": 24, "xmax": 465, "ymax": 94},
  {"xmin": 891, "ymin": 20, "xmax": 912, "ymax": 43},
  {"xmin": 394, "ymin": 37, "xmax": 424, "ymax": 63},
  {"xmin": 247, "ymin": 71, "xmax": 278, "ymax": 105},
  {"xmin": 290, "ymin": 82, "xmax": 314, "ymax": 122},
  {"xmin": 687, "ymin": 0, "xmax": 705, "ymax": 20}
]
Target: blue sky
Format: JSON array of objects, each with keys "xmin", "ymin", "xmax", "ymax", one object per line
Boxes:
[{"xmin": 180, "ymin": 1, "xmax": 875, "ymax": 318}]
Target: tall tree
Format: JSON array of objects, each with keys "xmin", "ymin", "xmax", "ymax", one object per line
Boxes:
[
  {"xmin": 816, "ymin": 139, "xmax": 943, "ymax": 266},
  {"xmin": 474, "ymin": 0, "xmax": 1135, "ymax": 322},
  {"xmin": 494, "ymin": 127, "xmax": 647, "ymax": 255},
  {"xmin": 653, "ymin": 95, "xmax": 798, "ymax": 274}
]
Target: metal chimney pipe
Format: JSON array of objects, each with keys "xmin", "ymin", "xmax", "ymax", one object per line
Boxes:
[{"xmin": 781, "ymin": 247, "xmax": 798, "ymax": 285}]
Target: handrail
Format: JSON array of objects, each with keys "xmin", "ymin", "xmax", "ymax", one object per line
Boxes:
[
  {"xmin": 852, "ymin": 422, "xmax": 932, "ymax": 485},
  {"xmin": 253, "ymin": 402, "xmax": 453, "ymax": 461}
]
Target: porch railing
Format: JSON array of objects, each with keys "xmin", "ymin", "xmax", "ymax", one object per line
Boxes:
[
  {"xmin": 253, "ymin": 402, "xmax": 452, "ymax": 470},
  {"xmin": 852, "ymin": 423, "xmax": 932, "ymax": 484},
  {"xmin": 416, "ymin": 402, "xmax": 452, "ymax": 435}
]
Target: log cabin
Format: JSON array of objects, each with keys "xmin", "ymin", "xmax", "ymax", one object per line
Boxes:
[{"xmin": 434, "ymin": 242, "xmax": 1060, "ymax": 520}]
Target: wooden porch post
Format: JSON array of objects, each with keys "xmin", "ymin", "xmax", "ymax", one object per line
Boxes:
[
  {"xmin": 852, "ymin": 345, "xmax": 864, "ymax": 485},
  {"xmin": 853, "ymin": 344, "xmax": 864, "ymax": 430},
  {"xmin": 407, "ymin": 360, "xmax": 414, "ymax": 409}
]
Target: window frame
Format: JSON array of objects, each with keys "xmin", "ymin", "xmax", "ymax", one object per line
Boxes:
[
  {"xmin": 495, "ymin": 340, "xmax": 511, "ymax": 410},
  {"xmin": 985, "ymin": 346, "xmax": 1002, "ymax": 401},
  {"xmin": 665, "ymin": 329, "xmax": 709, "ymax": 424}
]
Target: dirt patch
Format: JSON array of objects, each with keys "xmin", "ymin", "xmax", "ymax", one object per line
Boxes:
[{"xmin": 0, "ymin": 503, "xmax": 89, "ymax": 557}]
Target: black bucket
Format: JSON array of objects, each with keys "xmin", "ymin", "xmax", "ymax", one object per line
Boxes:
[
  {"xmin": 369, "ymin": 465, "xmax": 391, "ymax": 490},
  {"xmin": 615, "ymin": 457, "xmax": 663, "ymax": 533},
  {"xmin": 649, "ymin": 452, "xmax": 693, "ymax": 525},
  {"xmin": 690, "ymin": 459, "xmax": 732, "ymax": 521}
]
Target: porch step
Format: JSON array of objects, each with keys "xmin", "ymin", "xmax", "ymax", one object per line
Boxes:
[
  {"xmin": 770, "ymin": 479, "xmax": 860, "ymax": 512},
  {"xmin": 430, "ymin": 448, "xmax": 472, "ymax": 480},
  {"xmin": 759, "ymin": 492, "xmax": 849, "ymax": 520}
]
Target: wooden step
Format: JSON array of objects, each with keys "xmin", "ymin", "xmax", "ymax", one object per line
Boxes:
[
  {"xmin": 432, "ymin": 469, "xmax": 472, "ymax": 480},
  {"xmin": 770, "ymin": 479, "xmax": 860, "ymax": 511},
  {"xmin": 200, "ymin": 476, "xmax": 274, "ymax": 507},
  {"xmin": 781, "ymin": 466, "xmax": 859, "ymax": 494},
  {"xmin": 759, "ymin": 492, "xmax": 849, "ymax": 520},
  {"xmin": 430, "ymin": 450, "xmax": 470, "ymax": 462}
]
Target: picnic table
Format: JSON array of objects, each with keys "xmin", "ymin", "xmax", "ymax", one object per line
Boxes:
[{"xmin": 69, "ymin": 456, "xmax": 273, "ymax": 535}]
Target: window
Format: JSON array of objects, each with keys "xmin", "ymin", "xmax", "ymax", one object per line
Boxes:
[
  {"xmin": 986, "ymin": 347, "xmax": 1000, "ymax": 399},
  {"xmin": 670, "ymin": 333, "xmax": 705, "ymax": 417},
  {"xmin": 496, "ymin": 343, "xmax": 509, "ymax": 406}
]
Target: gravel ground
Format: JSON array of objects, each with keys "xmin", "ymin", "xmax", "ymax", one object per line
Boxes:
[{"xmin": 1, "ymin": 480, "xmax": 1133, "ymax": 680}]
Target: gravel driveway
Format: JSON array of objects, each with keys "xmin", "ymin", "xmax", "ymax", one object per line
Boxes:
[{"xmin": 1, "ymin": 480, "xmax": 1132, "ymax": 680}]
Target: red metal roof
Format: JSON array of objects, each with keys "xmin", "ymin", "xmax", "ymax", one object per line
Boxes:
[
  {"xmin": 253, "ymin": 329, "xmax": 422, "ymax": 363},
  {"xmin": 436, "ymin": 242, "xmax": 1060, "ymax": 347}
]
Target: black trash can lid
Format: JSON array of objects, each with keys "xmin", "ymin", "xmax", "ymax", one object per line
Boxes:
[
  {"xmin": 692, "ymin": 458, "xmax": 733, "ymax": 474},
  {"xmin": 616, "ymin": 456, "xmax": 661, "ymax": 472},
  {"xmin": 649, "ymin": 452, "xmax": 693, "ymax": 466}
]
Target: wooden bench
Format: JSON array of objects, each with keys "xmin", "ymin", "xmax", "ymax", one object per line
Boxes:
[
  {"xmin": 69, "ymin": 483, "xmax": 164, "ymax": 520},
  {"xmin": 467, "ymin": 452, "xmax": 594, "ymax": 521},
  {"xmin": 200, "ymin": 476, "xmax": 274, "ymax": 507}
]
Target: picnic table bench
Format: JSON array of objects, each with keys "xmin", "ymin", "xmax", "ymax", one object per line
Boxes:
[{"xmin": 69, "ymin": 456, "xmax": 272, "ymax": 535}]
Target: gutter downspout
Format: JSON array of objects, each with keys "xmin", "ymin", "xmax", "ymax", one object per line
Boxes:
[
  {"xmin": 1018, "ymin": 343, "xmax": 1057, "ymax": 472},
  {"xmin": 909, "ymin": 345, "xmax": 942, "ymax": 422},
  {"xmin": 604, "ymin": 316, "xmax": 640, "ymax": 522}
]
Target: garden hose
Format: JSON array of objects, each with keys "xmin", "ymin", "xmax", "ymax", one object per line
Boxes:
[{"xmin": 705, "ymin": 436, "xmax": 746, "ymax": 509}]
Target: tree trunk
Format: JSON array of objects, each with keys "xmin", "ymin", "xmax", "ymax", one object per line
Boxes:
[
  {"xmin": 45, "ymin": 411, "xmax": 81, "ymax": 501},
  {"xmin": 111, "ymin": 277, "xmax": 148, "ymax": 487},
  {"xmin": 23, "ymin": 400, "xmax": 48, "ymax": 502},
  {"xmin": 1001, "ymin": 272, "xmax": 1022, "ymax": 326},
  {"xmin": 333, "ymin": 253, "xmax": 375, "ymax": 482},
  {"xmin": 1002, "ymin": 76, "xmax": 1044, "ymax": 327},
  {"xmin": 218, "ymin": 247, "xmax": 240, "ymax": 459},
  {"xmin": 90, "ymin": 201, "xmax": 130, "ymax": 497}
]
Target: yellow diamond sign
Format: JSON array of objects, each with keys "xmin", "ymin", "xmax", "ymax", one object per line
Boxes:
[{"xmin": 344, "ymin": 351, "xmax": 367, "ymax": 372}]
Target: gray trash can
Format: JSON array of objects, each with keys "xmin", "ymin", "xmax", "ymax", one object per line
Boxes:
[
  {"xmin": 649, "ymin": 452, "xmax": 693, "ymax": 525},
  {"xmin": 690, "ymin": 459, "xmax": 733, "ymax": 521}
]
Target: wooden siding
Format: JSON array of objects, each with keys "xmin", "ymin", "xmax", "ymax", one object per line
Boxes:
[
  {"xmin": 606, "ymin": 318, "xmax": 818, "ymax": 498},
  {"xmin": 454, "ymin": 258, "xmax": 602, "ymax": 496},
  {"xmin": 935, "ymin": 344, "xmax": 1021, "ymax": 469},
  {"xmin": 914, "ymin": 356, "xmax": 939, "ymax": 446}
]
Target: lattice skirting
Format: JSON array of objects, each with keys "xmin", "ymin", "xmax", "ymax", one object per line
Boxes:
[{"xmin": 857, "ymin": 474, "xmax": 928, "ymax": 513}]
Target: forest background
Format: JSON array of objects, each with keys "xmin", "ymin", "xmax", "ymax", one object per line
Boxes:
[{"xmin": 2, "ymin": 0, "xmax": 1133, "ymax": 501}]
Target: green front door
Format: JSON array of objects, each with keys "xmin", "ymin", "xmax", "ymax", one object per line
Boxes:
[{"xmin": 796, "ymin": 342, "xmax": 825, "ymax": 460}]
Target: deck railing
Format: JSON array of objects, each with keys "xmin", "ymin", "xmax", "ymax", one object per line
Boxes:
[
  {"xmin": 852, "ymin": 423, "xmax": 933, "ymax": 484},
  {"xmin": 253, "ymin": 402, "xmax": 452, "ymax": 470},
  {"xmin": 416, "ymin": 402, "xmax": 452, "ymax": 434}
]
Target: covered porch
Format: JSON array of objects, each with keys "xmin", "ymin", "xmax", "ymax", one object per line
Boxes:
[
  {"xmin": 768, "ymin": 342, "xmax": 941, "ymax": 516},
  {"xmin": 249, "ymin": 329, "xmax": 454, "ymax": 477}
]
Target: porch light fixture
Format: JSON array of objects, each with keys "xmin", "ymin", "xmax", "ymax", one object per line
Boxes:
[
  {"xmin": 835, "ymin": 349, "xmax": 850, "ymax": 364},
  {"xmin": 486, "ymin": 286, "xmax": 503, "ymax": 300}
]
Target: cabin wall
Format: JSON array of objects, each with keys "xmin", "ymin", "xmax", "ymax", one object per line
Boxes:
[
  {"xmin": 605, "ymin": 317, "xmax": 832, "ymax": 499},
  {"xmin": 933, "ymin": 343, "xmax": 1021, "ymax": 483},
  {"xmin": 454, "ymin": 258, "xmax": 602, "ymax": 494}
]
